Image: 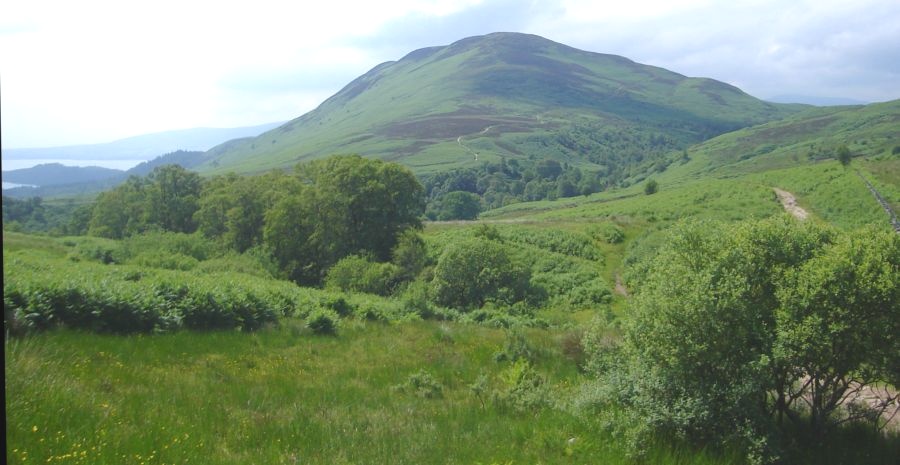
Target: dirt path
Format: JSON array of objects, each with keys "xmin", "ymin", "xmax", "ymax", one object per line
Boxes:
[
  {"xmin": 773, "ymin": 188, "xmax": 809, "ymax": 220},
  {"xmin": 457, "ymin": 125, "xmax": 493, "ymax": 161},
  {"xmin": 614, "ymin": 274, "xmax": 629, "ymax": 297},
  {"xmin": 854, "ymin": 169, "xmax": 900, "ymax": 233}
]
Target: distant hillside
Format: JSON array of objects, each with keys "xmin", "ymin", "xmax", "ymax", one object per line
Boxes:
[
  {"xmin": 126, "ymin": 150, "xmax": 209, "ymax": 177},
  {"xmin": 199, "ymin": 32, "xmax": 802, "ymax": 176},
  {"xmin": 665, "ymin": 99, "xmax": 900, "ymax": 181},
  {"xmin": 2, "ymin": 163, "xmax": 124, "ymax": 187},
  {"xmin": 766, "ymin": 95, "xmax": 869, "ymax": 106},
  {"xmin": 3, "ymin": 122, "xmax": 284, "ymax": 161},
  {"xmin": 1, "ymin": 150, "xmax": 213, "ymax": 199}
]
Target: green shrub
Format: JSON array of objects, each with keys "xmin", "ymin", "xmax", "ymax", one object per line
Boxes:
[
  {"xmin": 499, "ymin": 227, "xmax": 601, "ymax": 260},
  {"xmin": 3, "ymin": 253, "xmax": 284, "ymax": 334},
  {"xmin": 195, "ymin": 251, "xmax": 276, "ymax": 278},
  {"xmin": 306, "ymin": 309, "xmax": 339, "ymax": 335},
  {"xmin": 492, "ymin": 360, "xmax": 550, "ymax": 412},
  {"xmin": 399, "ymin": 279, "xmax": 435, "ymax": 319},
  {"xmin": 120, "ymin": 231, "xmax": 221, "ymax": 262},
  {"xmin": 325, "ymin": 255, "xmax": 400, "ymax": 296},
  {"xmin": 72, "ymin": 240, "xmax": 120, "ymax": 264},
  {"xmin": 391, "ymin": 229, "xmax": 430, "ymax": 281},
  {"xmin": 430, "ymin": 238, "xmax": 532, "ymax": 310},
  {"xmin": 589, "ymin": 223, "xmax": 625, "ymax": 244},
  {"xmin": 395, "ymin": 369, "xmax": 444, "ymax": 399},
  {"xmin": 131, "ymin": 251, "xmax": 199, "ymax": 271},
  {"xmin": 321, "ymin": 295, "xmax": 355, "ymax": 317},
  {"xmin": 493, "ymin": 328, "xmax": 535, "ymax": 363}
]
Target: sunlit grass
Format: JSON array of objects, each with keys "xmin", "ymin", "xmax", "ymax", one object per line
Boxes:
[{"xmin": 6, "ymin": 322, "xmax": 695, "ymax": 465}]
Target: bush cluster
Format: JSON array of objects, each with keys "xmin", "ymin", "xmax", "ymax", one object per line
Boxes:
[{"xmin": 3, "ymin": 254, "xmax": 309, "ymax": 334}]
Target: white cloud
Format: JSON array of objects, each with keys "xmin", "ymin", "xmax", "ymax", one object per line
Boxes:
[{"xmin": 1, "ymin": 0, "xmax": 898, "ymax": 148}]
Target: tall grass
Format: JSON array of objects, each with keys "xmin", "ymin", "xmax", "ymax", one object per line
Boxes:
[{"xmin": 4, "ymin": 321, "xmax": 741, "ymax": 465}]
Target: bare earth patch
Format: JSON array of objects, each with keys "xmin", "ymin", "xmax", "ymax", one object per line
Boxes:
[{"xmin": 773, "ymin": 188, "xmax": 809, "ymax": 220}]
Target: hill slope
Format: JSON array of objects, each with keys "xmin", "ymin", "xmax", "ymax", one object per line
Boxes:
[
  {"xmin": 663, "ymin": 99, "xmax": 900, "ymax": 182},
  {"xmin": 2, "ymin": 163, "xmax": 124, "ymax": 187},
  {"xmin": 199, "ymin": 32, "xmax": 801, "ymax": 175}
]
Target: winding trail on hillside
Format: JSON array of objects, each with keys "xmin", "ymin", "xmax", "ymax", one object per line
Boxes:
[
  {"xmin": 773, "ymin": 188, "xmax": 809, "ymax": 220},
  {"xmin": 457, "ymin": 126, "xmax": 494, "ymax": 161},
  {"xmin": 854, "ymin": 169, "xmax": 900, "ymax": 233}
]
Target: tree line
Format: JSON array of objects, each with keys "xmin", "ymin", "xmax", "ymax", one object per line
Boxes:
[
  {"xmin": 423, "ymin": 158, "xmax": 609, "ymax": 220},
  {"xmin": 76, "ymin": 156, "xmax": 424, "ymax": 286}
]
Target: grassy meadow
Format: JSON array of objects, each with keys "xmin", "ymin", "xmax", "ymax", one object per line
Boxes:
[
  {"xmin": 7, "ymin": 321, "xmax": 752, "ymax": 465},
  {"xmin": 6, "ymin": 132, "xmax": 900, "ymax": 464}
]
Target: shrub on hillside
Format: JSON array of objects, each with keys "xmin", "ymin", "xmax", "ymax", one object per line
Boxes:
[
  {"xmin": 394, "ymin": 369, "xmax": 444, "ymax": 399},
  {"xmin": 491, "ymin": 360, "xmax": 550, "ymax": 412},
  {"xmin": 325, "ymin": 255, "xmax": 401, "ymax": 296},
  {"xmin": 306, "ymin": 309, "xmax": 339, "ymax": 335},
  {"xmin": 594, "ymin": 218, "xmax": 899, "ymax": 462},
  {"xmin": 430, "ymin": 238, "xmax": 532, "ymax": 310},
  {"xmin": 4, "ymin": 255, "xmax": 285, "ymax": 334},
  {"xmin": 589, "ymin": 223, "xmax": 624, "ymax": 244},
  {"xmin": 320, "ymin": 295, "xmax": 355, "ymax": 317},
  {"xmin": 131, "ymin": 251, "xmax": 200, "ymax": 271}
]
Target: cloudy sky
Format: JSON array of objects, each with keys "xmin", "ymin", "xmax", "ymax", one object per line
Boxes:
[{"xmin": 2, "ymin": 0, "xmax": 899, "ymax": 148}]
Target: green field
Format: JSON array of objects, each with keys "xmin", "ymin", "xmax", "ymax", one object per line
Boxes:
[
  {"xmin": 6, "ymin": 166, "xmax": 899, "ymax": 464},
  {"xmin": 6, "ymin": 321, "xmax": 754, "ymax": 465},
  {"xmin": 5, "ymin": 37, "xmax": 900, "ymax": 463}
]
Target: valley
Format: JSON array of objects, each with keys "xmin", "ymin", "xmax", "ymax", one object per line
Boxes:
[{"xmin": 4, "ymin": 32, "xmax": 899, "ymax": 465}]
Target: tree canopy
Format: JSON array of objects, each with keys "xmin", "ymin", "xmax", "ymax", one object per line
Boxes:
[
  {"xmin": 595, "ymin": 217, "xmax": 899, "ymax": 460},
  {"xmin": 80, "ymin": 156, "xmax": 425, "ymax": 286}
]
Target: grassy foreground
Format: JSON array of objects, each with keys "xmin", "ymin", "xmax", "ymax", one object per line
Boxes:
[{"xmin": 6, "ymin": 321, "xmax": 739, "ymax": 465}]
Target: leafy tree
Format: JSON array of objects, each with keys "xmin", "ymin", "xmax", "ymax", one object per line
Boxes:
[
  {"xmin": 263, "ymin": 155, "xmax": 424, "ymax": 285},
  {"xmin": 262, "ymin": 181, "xmax": 324, "ymax": 284},
  {"xmin": 774, "ymin": 226, "xmax": 899, "ymax": 436},
  {"xmin": 391, "ymin": 229, "xmax": 430, "ymax": 281},
  {"xmin": 644, "ymin": 178, "xmax": 658, "ymax": 195},
  {"xmin": 836, "ymin": 144, "xmax": 852, "ymax": 166},
  {"xmin": 436, "ymin": 191, "xmax": 482, "ymax": 220},
  {"xmin": 597, "ymin": 218, "xmax": 899, "ymax": 460},
  {"xmin": 87, "ymin": 165, "xmax": 202, "ymax": 238},
  {"xmin": 324, "ymin": 254, "xmax": 400, "ymax": 296},
  {"xmin": 297, "ymin": 155, "xmax": 424, "ymax": 262},
  {"xmin": 143, "ymin": 165, "xmax": 202, "ymax": 233},
  {"xmin": 535, "ymin": 159, "xmax": 563, "ymax": 180},
  {"xmin": 195, "ymin": 172, "xmax": 289, "ymax": 252},
  {"xmin": 65, "ymin": 203, "xmax": 94, "ymax": 235},
  {"xmin": 88, "ymin": 176, "xmax": 148, "ymax": 238},
  {"xmin": 430, "ymin": 238, "xmax": 532, "ymax": 310}
]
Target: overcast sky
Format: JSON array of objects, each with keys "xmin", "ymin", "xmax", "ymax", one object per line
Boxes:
[{"xmin": 2, "ymin": 0, "xmax": 899, "ymax": 148}]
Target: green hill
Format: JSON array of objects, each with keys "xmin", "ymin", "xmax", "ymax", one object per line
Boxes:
[
  {"xmin": 666, "ymin": 99, "xmax": 900, "ymax": 181},
  {"xmin": 198, "ymin": 32, "xmax": 801, "ymax": 176},
  {"xmin": 478, "ymin": 99, "xmax": 900, "ymax": 232},
  {"xmin": 2, "ymin": 163, "xmax": 124, "ymax": 187}
]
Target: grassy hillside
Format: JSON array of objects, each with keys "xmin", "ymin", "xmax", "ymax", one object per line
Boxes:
[
  {"xmin": 662, "ymin": 99, "xmax": 900, "ymax": 182},
  {"xmin": 198, "ymin": 33, "xmax": 800, "ymax": 176},
  {"xmin": 1, "ymin": 227, "xmax": 735, "ymax": 465}
]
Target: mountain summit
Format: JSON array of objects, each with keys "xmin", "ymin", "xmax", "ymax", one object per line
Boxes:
[{"xmin": 199, "ymin": 32, "xmax": 800, "ymax": 175}]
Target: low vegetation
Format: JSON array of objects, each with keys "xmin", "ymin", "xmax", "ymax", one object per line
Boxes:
[{"xmin": 5, "ymin": 125, "xmax": 900, "ymax": 464}]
